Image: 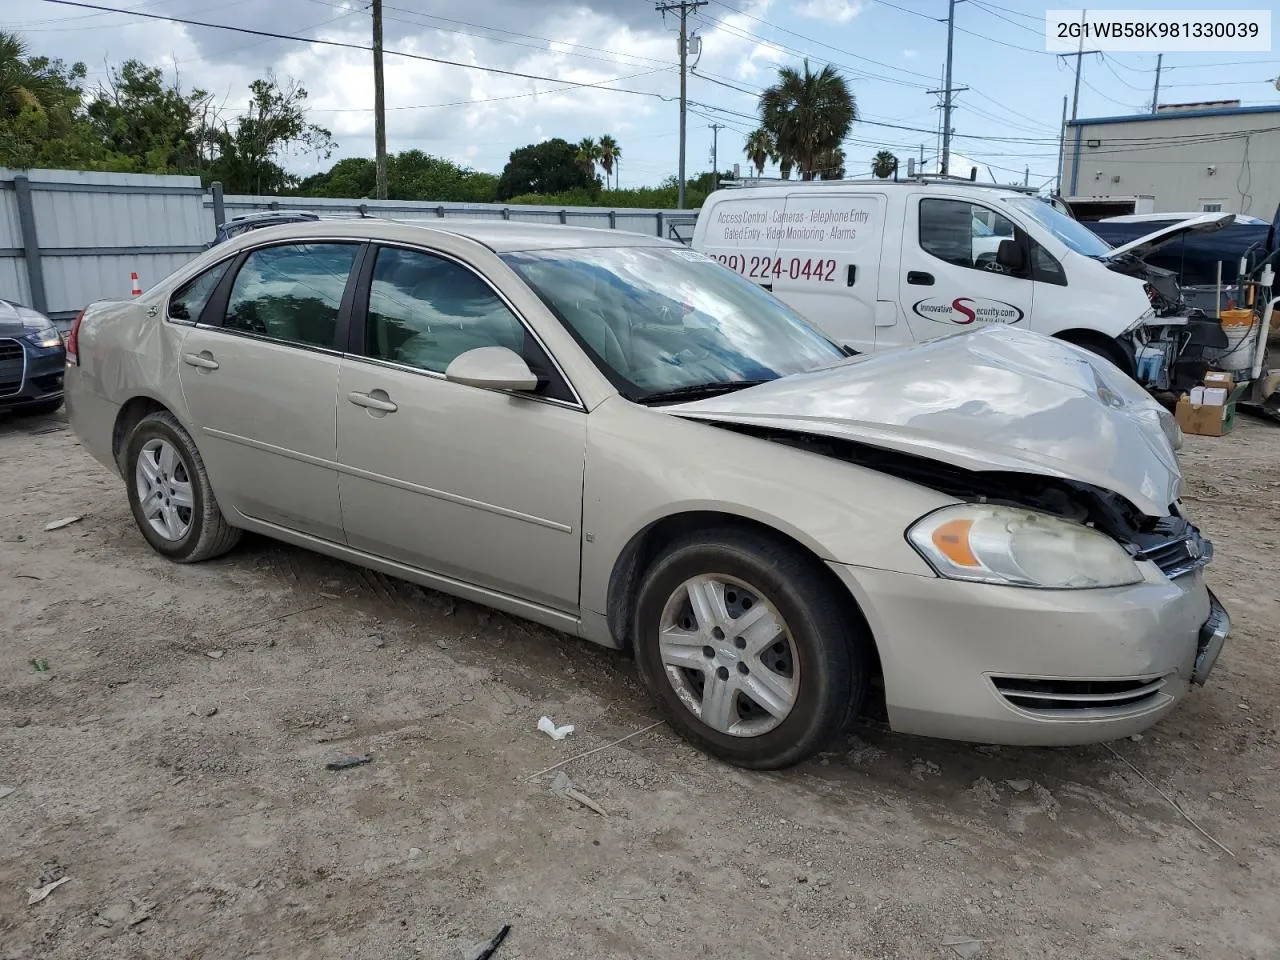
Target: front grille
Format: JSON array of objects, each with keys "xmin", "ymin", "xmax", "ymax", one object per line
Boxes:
[
  {"xmin": 0, "ymin": 338, "xmax": 25, "ymax": 398},
  {"xmin": 1134, "ymin": 517, "xmax": 1213, "ymax": 580},
  {"xmin": 992, "ymin": 675, "xmax": 1169, "ymax": 718}
]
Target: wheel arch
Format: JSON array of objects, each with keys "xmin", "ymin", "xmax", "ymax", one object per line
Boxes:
[
  {"xmin": 604, "ymin": 509, "xmax": 884, "ymax": 694},
  {"xmin": 1054, "ymin": 328, "xmax": 1137, "ymax": 377},
  {"xmin": 111, "ymin": 394, "xmax": 183, "ymax": 476}
]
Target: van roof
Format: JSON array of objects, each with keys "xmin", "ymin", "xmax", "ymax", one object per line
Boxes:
[{"xmin": 711, "ymin": 178, "xmax": 1043, "ymax": 202}]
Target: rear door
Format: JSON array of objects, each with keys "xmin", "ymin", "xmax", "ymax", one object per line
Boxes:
[
  {"xmin": 697, "ymin": 194, "xmax": 785, "ymax": 290},
  {"xmin": 177, "ymin": 240, "xmax": 359, "ymax": 542},
  {"xmin": 899, "ymin": 195, "xmax": 1035, "ymax": 343},
  {"xmin": 768, "ymin": 191, "xmax": 886, "ymax": 353}
]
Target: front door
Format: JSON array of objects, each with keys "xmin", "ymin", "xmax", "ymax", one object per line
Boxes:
[
  {"xmin": 335, "ymin": 244, "xmax": 586, "ymax": 611},
  {"xmin": 769, "ymin": 191, "xmax": 886, "ymax": 353},
  {"xmin": 177, "ymin": 241, "xmax": 359, "ymax": 542},
  {"xmin": 899, "ymin": 195, "xmax": 1035, "ymax": 343}
]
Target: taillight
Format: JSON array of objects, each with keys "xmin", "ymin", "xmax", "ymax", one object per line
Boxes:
[{"xmin": 66, "ymin": 307, "xmax": 85, "ymax": 366}]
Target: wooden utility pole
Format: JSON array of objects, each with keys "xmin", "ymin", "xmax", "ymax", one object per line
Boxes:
[
  {"xmin": 656, "ymin": 1, "xmax": 707, "ymax": 209},
  {"xmin": 927, "ymin": 0, "xmax": 967, "ymax": 177},
  {"xmin": 709, "ymin": 122, "xmax": 723, "ymax": 191},
  {"xmin": 373, "ymin": 0, "xmax": 387, "ymax": 200}
]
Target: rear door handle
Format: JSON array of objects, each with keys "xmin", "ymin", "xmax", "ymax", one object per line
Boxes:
[
  {"xmin": 182, "ymin": 352, "xmax": 219, "ymax": 370},
  {"xmin": 907, "ymin": 271, "xmax": 934, "ymax": 286},
  {"xmin": 347, "ymin": 390, "xmax": 398, "ymax": 413}
]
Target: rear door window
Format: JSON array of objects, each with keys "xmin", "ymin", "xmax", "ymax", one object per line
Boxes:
[
  {"xmin": 169, "ymin": 260, "xmax": 231, "ymax": 322},
  {"xmin": 222, "ymin": 243, "xmax": 359, "ymax": 349}
]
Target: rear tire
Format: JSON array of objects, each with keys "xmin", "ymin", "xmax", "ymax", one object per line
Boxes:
[
  {"xmin": 633, "ymin": 527, "xmax": 867, "ymax": 769},
  {"xmin": 124, "ymin": 411, "xmax": 240, "ymax": 562}
]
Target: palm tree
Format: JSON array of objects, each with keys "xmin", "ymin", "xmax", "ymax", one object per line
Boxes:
[
  {"xmin": 779, "ymin": 156, "xmax": 793, "ymax": 181},
  {"xmin": 817, "ymin": 146, "xmax": 846, "ymax": 180},
  {"xmin": 759, "ymin": 60, "xmax": 856, "ymax": 181},
  {"xmin": 743, "ymin": 127, "xmax": 775, "ymax": 177},
  {"xmin": 575, "ymin": 136, "xmax": 600, "ymax": 181},
  {"xmin": 0, "ymin": 31, "xmax": 67, "ymax": 119},
  {"xmin": 598, "ymin": 134, "xmax": 619, "ymax": 189},
  {"xmin": 871, "ymin": 149, "xmax": 897, "ymax": 179}
]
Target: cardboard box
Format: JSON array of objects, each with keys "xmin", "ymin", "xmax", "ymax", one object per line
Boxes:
[
  {"xmin": 1203, "ymin": 370, "xmax": 1236, "ymax": 391},
  {"xmin": 1175, "ymin": 394, "xmax": 1235, "ymax": 437}
]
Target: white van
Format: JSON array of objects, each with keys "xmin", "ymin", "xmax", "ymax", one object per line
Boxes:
[{"xmin": 692, "ymin": 179, "xmax": 1233, "ymax": 391}]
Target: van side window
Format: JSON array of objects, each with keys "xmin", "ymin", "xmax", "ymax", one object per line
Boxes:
[{"xmin": 918, "ymin": 199, "xmax": 1021, "ymax": 275}]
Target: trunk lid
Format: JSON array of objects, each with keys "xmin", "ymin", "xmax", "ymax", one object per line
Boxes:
[{"xmin": 1104, "ymin": 212, "xmax": 1234, "ymax": 261}]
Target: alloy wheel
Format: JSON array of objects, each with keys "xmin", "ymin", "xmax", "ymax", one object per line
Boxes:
[{"xmin": 134, "ymin": 437, "xmax": 194, "ymax": 541}]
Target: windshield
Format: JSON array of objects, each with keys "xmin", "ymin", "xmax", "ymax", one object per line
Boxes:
[
  {"xmin": 1006, "ymin": 196, "xmax": 1113, "ymax": 258},
  {"xmin": 503, "ymin": 246, "xmax": 844, "ymax": 402}
]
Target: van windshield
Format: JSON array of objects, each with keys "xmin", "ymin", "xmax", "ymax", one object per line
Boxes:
[
  {"xmin": 503, "ymin": 246, "xmax": 845, "ymax": 404},
  {"xmin": 1006, "ymin": 196, "xmax": 1113, "ymax": 258}
]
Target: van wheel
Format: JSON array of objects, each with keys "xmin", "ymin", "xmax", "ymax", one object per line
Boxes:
[
  {"xmin": 633, "ymin": 527, "xmax": 867, "ymax": 769},
  {"xmin": 124, "ymin": 411, "xmax": 241, "ymax": 562},
  {"xmin": 1057, "ymin": 332, "xmax": 1136, "ymax": 378}
]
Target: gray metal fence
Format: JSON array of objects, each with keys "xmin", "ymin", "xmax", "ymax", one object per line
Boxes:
[
  {"xmin": 0, "ymin": 168, "xmax": 699, "ymax": 325},
  {"xmin": 208, "ymin": 188, "xmax": 698, "ymax": 244}
]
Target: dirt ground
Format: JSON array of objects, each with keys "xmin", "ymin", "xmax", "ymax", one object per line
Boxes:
[{"xmin": 2, "ymin": 408, "xmax": 1279, "ymax": 960}]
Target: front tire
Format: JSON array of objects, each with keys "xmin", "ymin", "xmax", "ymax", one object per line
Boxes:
[
  {"xmin": 634, "ymin": 527, "xmax": 867, "ymax": 769},
  {"xmin": 124, "ymin": 411, "xmax": 240, "ymax": 562}
]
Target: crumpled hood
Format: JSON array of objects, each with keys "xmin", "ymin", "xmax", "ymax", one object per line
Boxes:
[{"xmin": 666, "ymin": 326, "xmax": 1181, "ymax": 517}]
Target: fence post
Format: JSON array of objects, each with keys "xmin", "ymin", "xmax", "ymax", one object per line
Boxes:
[
  {"xmin": 656, "ymin": 212, "xmax": 664, "ymax": 239},
  {"xmin": 559, "ymin": 209, "xmax": 567, "ymax": 224},
  {"xmin": 609, "ymin": 210, "xmax": 617, "ymax": 229},
  {"xmin": 502, "ymin": 207, "xmax": 511, "ymax": 221},
  {"xmin": 13, "ymin": 175, "xmax": 48, "ymax": 315},
  {"xmin": 211, "ymin": 181, "xmax": 226, "ymax": 227},
  {"xmin": 437, "ymin": 205, "xmax": 445, "ymax": 218}
]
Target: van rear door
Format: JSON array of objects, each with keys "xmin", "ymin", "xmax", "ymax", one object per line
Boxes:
[
  {"xmin": 762, "ymin": 192, "xmax": 887, "ymax": 353},
  {"xmin": 697, "ymin": 195, "xmax": 785, "ymax": 289},
  {"xmin": 899, "ymin": 194, "xmax": 1035, "ymax": 341}
]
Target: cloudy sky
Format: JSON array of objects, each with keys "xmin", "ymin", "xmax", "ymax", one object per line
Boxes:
[{"xmin": 7, "ymin": 0, "xmax": 1280, "ymax": 190}]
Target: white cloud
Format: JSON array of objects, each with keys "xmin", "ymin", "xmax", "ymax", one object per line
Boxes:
[
  {"xmin": 796, "ymin": 0, "xmax": 865, "ymax": 23},
  {"xmin": 902, "ymin": 49, "xmax": 921, "ymax": 60}
]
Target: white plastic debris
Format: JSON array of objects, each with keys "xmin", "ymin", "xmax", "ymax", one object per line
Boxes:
[
  {"xmin": 27, "ymin": 877, "xmax": 70, "ymax": 905},
  {"xmin": 537, "ymin": 716, "xmax": 574, "ymax": 741},
  {"xmin": 44, "ymin": 516, "xmax": 82, "ymax": 531}
]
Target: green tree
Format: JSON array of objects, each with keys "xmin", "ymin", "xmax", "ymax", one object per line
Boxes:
[
  {"xmin": 575, "ymin": 136, "xmax": 600, "ymax": 180},
  {"xmin": 0, "ymin": 31, "xmax": 79, "ymax": 121},
  {"xmin": 87, "ymin": 60, "xmax": 216, "ymax": 174},
  {"xmin": 759, "ymin": 60, "xmax": 856, "ymax": 181},
  {"xmin": 743, "ymin": 127, "xmax": 775, "ymax": 177},
  {"xmin": 598, "ymin": 134, "xmax": 619, "ymax": 189},
  {"xmin": 209, "ymin": 74, "xmax": 334, "ymax": 194},
  {"xmin": 871, "ymin": 149, "xmax": 897, "ymax": 178},
  {"xmin": 817, "ymin": 146, "xmax": 846, "ymax": 180},
  {"xmin": 496, "ymin": 138, "xmax": 595, "ymax": 200}
]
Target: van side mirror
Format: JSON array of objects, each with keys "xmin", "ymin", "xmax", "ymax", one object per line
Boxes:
[{"xmin": 996, "ymin": 239, "xmax": 1026, "ymax": 273}]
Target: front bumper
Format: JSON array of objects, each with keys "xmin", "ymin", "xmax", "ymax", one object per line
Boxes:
[
  {"xmin": 831, "ymin": 562, "xmax": 1226, "ymax": 746},
  {"xmin": 0, "ymin": 339, "xmax": 65, "ymax": 408}
]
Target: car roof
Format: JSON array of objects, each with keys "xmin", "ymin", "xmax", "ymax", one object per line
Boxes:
[{"xmin": 219, "ymin": 217, "xmax": 675, "ymax": 254}]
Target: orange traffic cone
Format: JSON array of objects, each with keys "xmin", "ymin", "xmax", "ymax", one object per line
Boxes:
[{"xmin": 130, "ymin": 272, "xmax": 142, "ymax": 296}]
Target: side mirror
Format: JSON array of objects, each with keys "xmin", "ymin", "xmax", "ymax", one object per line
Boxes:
[
  {"xmin": 444, "ymin": 346, "xmax": 538, "ymax": 392},
  {"xmin": 996, "ymin": 239, "xmax": 1026, "ymax": 273}
]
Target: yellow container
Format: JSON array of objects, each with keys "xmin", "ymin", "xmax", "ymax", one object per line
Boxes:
[
  {"xmin": 1219, "ymin": 308, "xmax": 1255, "ymax": 327},
  {"xmin": 1218, "ymin": 308, "xmax": 1258, "ymax": 375}
]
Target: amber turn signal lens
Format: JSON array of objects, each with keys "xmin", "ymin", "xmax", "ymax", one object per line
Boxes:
[{"xmin": 931, "ymin": 518, "xmax": 979, "ymax": 567}]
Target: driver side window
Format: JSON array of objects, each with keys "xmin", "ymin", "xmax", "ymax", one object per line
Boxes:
[{"xmin": 919, "ymin": 198, "xmax": 1021, "ymax": 275}]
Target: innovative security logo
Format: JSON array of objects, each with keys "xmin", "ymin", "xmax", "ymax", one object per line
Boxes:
[{"xmin": 912, "ymin": 297, "xmax": 1025, "ymax": 325}]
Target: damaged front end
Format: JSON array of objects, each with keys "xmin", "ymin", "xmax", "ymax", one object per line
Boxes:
[{"xmin": 713, "ymin": 420, "xmax": 1211, "ymax": 580}]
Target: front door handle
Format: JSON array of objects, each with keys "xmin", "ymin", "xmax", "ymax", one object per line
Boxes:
[
  {"xmin": 907, "ymin": 271, "xmax": 935, "ymax": 286},
  {"xmin": 347, "ymin": 390, "xmax": 398, "ymax": 414},
  {"xmin": 182, "ymin": 352, "xmax": 219, "ymax": 370}
]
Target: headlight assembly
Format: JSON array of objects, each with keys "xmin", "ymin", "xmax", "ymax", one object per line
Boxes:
[{"xmin": 907, "ymin": 504, "xmax": 1143, "ymax": 589}]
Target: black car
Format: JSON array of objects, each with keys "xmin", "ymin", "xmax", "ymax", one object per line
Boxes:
[
  {"xmin": 209, "ymin": 211, "xmax": 320, "ymax": 247},
  {"xmin": 0, "ymin": 299, "xmax": 66, "ymax": 416}
]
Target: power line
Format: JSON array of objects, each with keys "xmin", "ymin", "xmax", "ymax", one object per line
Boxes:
[
  {"xmin": 968, "ymin": 0, "xmax": 1042, "ymax": 36},
  {"xmin": 704, "ymin": 0, "xmax": 937, "ymax": 81},
  {"xmin": 35, "ymin": 0, "xmax": 682, "ymax": 102}
]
